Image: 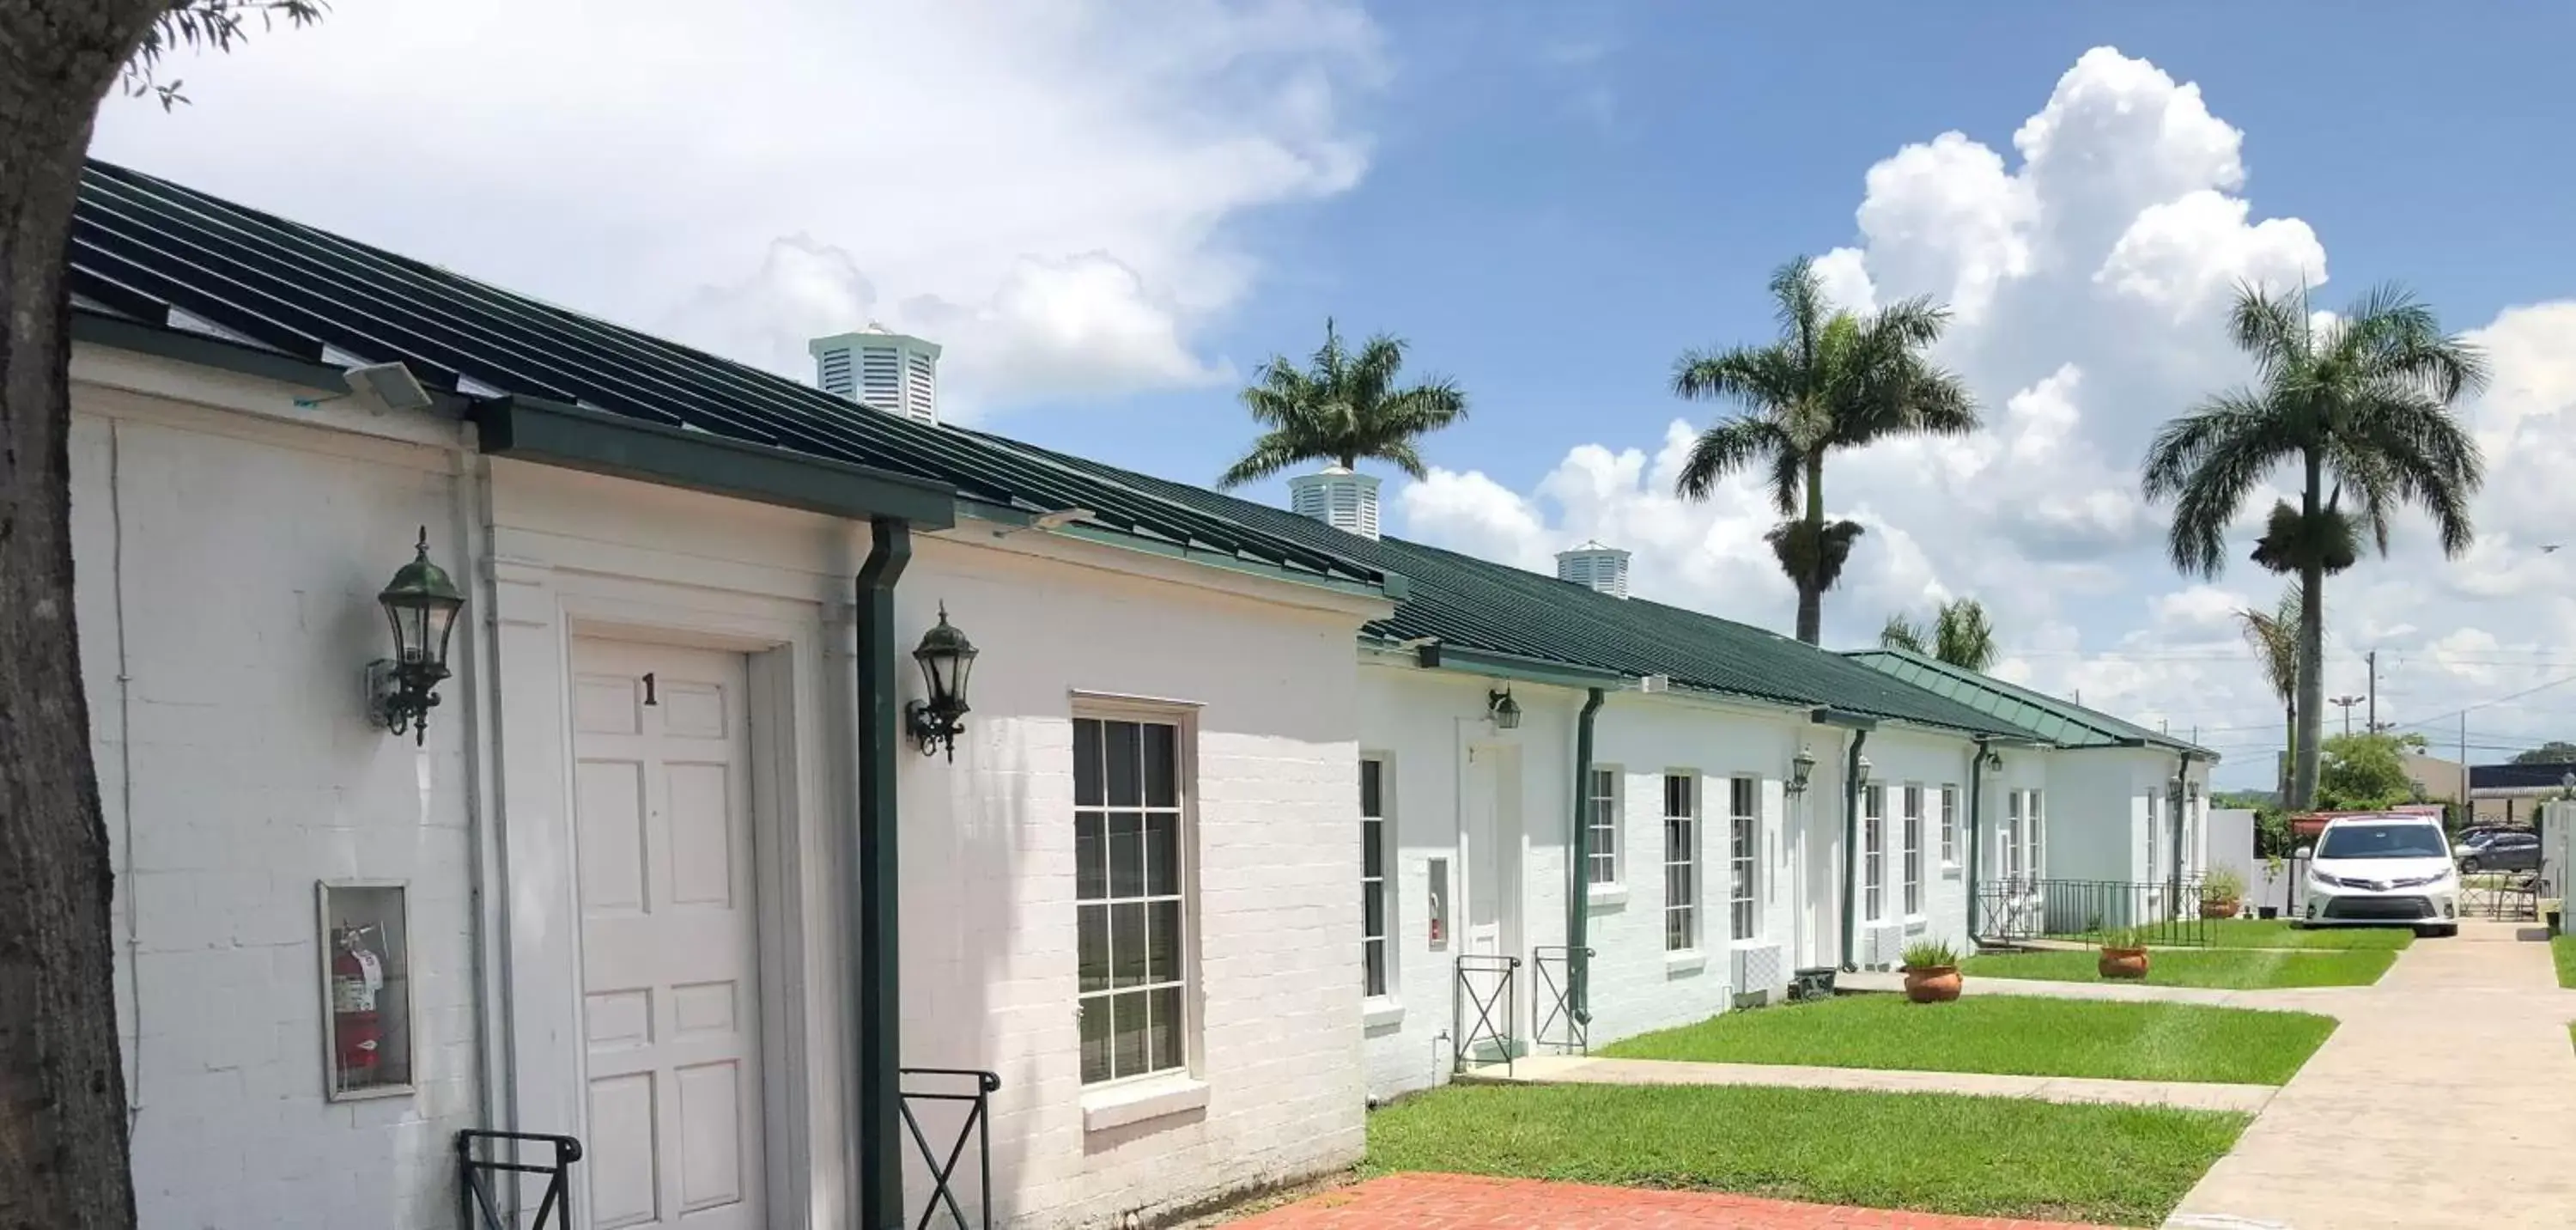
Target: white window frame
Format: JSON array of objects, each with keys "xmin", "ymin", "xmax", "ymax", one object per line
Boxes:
[
  {"xmin": 1586, "ymin": 766, "xmax": 1620, "ymax": 887},
  {"xmin": 1662, "ymin": 772, "xmax": 1697, "ymax": 953},
  {"xmin": 1728, "ymin": 776, "xmax": 1759, "ymax": 943},
  {"xmin": 2030, "ymin": 789, "xmax": 2047, "ymax": 881},
  {"xmin": 1939, "ymin": 784, "xmax": 1959, "ymax": 868},
  {"xmin": 1901, "ymin": 783, "xmax": 1924, "ymax": 919},
  {"xmin": 2005, "ymin": 789, "xmax": 2025, "ymax": 883},
  {"xmin": 1862, "ymin": 783, "xmax": 1886, "ymax": 921},
  {"xmin": 2145, "ymin": 791, "xmax": 2161, "ymax": 885},
  {"xmin": 1072, "ymin": 709, "xmax": 1194, "ymax": 1088},
  {"xmin": 1360, "ymin": 756, "xmax": 1391, "ymax": 1002}
]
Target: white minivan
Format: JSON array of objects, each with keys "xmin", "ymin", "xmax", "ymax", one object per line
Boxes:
[{"xmin": 2301, "ymin": 813, "xmax": 2459, "ymax": 937}]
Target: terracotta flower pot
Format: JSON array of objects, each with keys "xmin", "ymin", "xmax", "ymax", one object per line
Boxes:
[
  {"xmin": 1902, "ymin": 965, "xmax": 1962, "ymax": 1003},
  {"xmin": 2098, "ymin": 947, "xmax": 2150, "ymax": 979},
  {"xmin": 2200, "ymin": 898, "xmax": 2239, "ymax": 920}
]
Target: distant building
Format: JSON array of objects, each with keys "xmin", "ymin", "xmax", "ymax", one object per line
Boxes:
[{"xmin": 2470, "ymin": 761, "xmax": 2576, "ymax": 824}]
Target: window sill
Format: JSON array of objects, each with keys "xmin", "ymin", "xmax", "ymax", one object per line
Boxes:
[
  {"xmin": 1362, "ymin": 998, "xmax": 1405, "ymax": 1030},
  {"xmin": 1587, "ymin": 883, "xmax": 1629, "ymax": 909},
  {"xmin": 1664, "ymin": 949, "xmax": 1707, "ymax": 976},
  {"xmin": 1081, "ymin": 1073, "xmax": 1211, "ymax": 1134},
  {"xmin": 1730, "ymin": 936, "xmax": 1773, "ymax": 951},
  {"xmin": 1905, "ymin": 915, "xmax": 1928, "ymax": 934},
  {"xmin": 1941, "ymin": 862, "xmax": 1963, "ymax": 879}
]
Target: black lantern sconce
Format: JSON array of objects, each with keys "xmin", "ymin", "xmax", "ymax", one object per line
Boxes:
[
  {"xmin": 907, "ymin": 604, "xmax": 978, "ymax": 760},
  {"xmin": 1486, "ymin": 686, "xmax": 1522, "ymax": 731},
  {"xmin": 1786, "ymin": 746, "xmax": 1818, "ymax": 795},
  {"xmin": 368, "ymin": 527, "xmax": 466, "ymax": 746},
  {"xmin": 1853, "ymin": 753, "xmax": 1874, "ymax": 790},
  {"xmin": 1983, "ymin": 748, "xmax": 2005, "ymax": 772}
]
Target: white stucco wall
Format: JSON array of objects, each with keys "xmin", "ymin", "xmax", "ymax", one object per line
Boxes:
[{"xmin": 73, "ymin": 351, "xmax": 1379, "ymax": 1230}]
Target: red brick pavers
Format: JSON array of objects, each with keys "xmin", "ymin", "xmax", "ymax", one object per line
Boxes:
[{"xmin": 1227, "ymin": 1173, "xmax": 2118, "ymax": 1230}]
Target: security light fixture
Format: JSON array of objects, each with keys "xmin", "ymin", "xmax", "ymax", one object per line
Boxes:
[
  {"xmin": 1486, "ymin": 686, "xmax": 1522, "ymax": 731},
  {"xmin": 1787, "ymin": 746, "xmax": 1818, "ymax": 795},
  {"xmin": 907, "ymin": 604, "xmax": 978, "ymax": 760},
  {"xmin": 368, "ymin": 527, "xmax": 465, "ymax": 745}
]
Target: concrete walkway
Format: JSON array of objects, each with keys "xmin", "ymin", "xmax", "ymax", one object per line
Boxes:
[
  {"xmin": 1838, "ymin": 968, "xmax": 2358, "ymax": 1013},
  {"xmin": 2159, "ymin": 922, "xmax": 2576, "ymax": 1229},
  {"xmin": 1461, "ymin": 1053, "xmax": 2277, "ymax": 1112}
]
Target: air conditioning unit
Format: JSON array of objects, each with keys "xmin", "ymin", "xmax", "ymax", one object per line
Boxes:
[
  {"xmin": 1862, "ymin": 923, "xmax": 1907, "ymax": 970},
  {"xmin": 1729, "ymin": 942, "xmax": 1783, "ymax": 1005}
]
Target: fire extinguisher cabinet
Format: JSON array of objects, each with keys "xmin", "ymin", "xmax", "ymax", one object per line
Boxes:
[{"xmin": 317, "ymin": 880, "xmax": 416, "ymax": 1101}]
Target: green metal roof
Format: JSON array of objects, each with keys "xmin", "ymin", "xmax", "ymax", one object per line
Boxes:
[
  {"xmin": 1845, "ymin": 648, "xmax": 2215, "ymax": 758},
  {"xmin": 972, "ymin": 432, "xmax": 2032, "ymax": 738},
  {"xmin": 67, "ymin": 160, "xmax": 1386, "ymax": 596}
]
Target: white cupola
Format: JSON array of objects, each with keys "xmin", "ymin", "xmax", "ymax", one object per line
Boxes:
[
  {"xmin": 1556, "ymin": 539, "xmax": 1631, "ymax": 598},
  {"xmin": 808, "ymin": 323, "xmax": 941, "ymax": 425},
  {"xmin": 1287, "ymin": 466, "xmax": 1381, "ymax": 539}
]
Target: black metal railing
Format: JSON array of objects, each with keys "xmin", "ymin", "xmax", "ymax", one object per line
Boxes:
[
  {"xmin": 901, "ymin": 1067, "xmax": 1001, "ymax": 1230},
  {"xmin": 1531, "ymin": 946, "xmax": 1590, "ymax": 1055},
  {"xmin": 457, "ymin": 1130, "xmax": 581, "ymax": 1230},
  {"xmin": 1451, "ymin": 953, "xmax": 1520, "ymax": 1075},
  {"xmin": 2459, "ymin": 871, "xmax": 2545, "ymax": 922},
  {"xmin": 1975, "ymin": 877, "xmax": 2210, "ymax": 947}
]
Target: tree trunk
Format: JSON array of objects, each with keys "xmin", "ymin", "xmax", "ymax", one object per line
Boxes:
[
  {"xmin": 2290, "ymin": 449, "xmax": 2326, "ymax": 813},
  {"xmin": 0, "ymin": 4, "xmax": 168, "ymax": 1227},
  {"xmin": 2279, "ymin": 703, "xmax": 2294, "ymax": 805},
  {"xmin": 1795, "ymin": 453, "xmax": 1825, "ymax": 644}
]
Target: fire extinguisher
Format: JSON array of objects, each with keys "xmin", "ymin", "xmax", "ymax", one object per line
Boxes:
[{"xmin": 332, "ymin": 923, "xmax": 386, "ymax": 1089}]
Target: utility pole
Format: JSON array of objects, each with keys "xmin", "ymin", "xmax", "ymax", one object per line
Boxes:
[
  {"xmin": 2458, "ymin": 711, "xmax": 2469, "ymax": 828},
  {"xmin": 2330, "ymin": 694, "xmax": 2364, "ymax": 736},
  {"xmin": 2366, "ymin": 650, "xmax": 2378, "ymax": 733}
]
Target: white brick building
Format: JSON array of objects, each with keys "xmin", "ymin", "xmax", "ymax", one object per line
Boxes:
[{"xmin": 59, "ymin": 161, "xmax": 2214, "ymax": 1230}]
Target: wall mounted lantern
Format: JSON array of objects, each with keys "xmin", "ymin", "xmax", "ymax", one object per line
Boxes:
[
  {"xmin": 368, "ymin": 527, "xmax": 465, "ymax": 746},
  {"xmin": 1983, "ymin": 748, "xmax": 2005, "ymax": 772},
  {"xmin": 907, "ymin": 604, "xmax": 978, "ymax": 760},
  {"xmin": 1786, "ymin": 746, "xmax": 1818, "ymax": 795},
  {"xmin": 1853, "ymin": 753, "xmax": 1873, "ymax": 789},
  {"xmin": 1486, "ymin": 686, "xmax": 1522, "ymax": 731}
]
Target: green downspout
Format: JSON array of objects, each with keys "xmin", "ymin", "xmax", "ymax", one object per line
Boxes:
[
  {"xmin": 1838, "ymin": 729, "xmax": 1871, "ymax": 971},
  {"xmin": 1568, "ymin": 688, "xmax": 1607, "ymax": 1026},
  {"xmin": 2171, "ymin": 751, "xmax": 2196, "ymax": 910},
  {"xmin": 1966, "ymin": 737, "xmax": 1992, "ymax": 941},
  {"xmin": 854, "ymin": 517, "xmax": 911, "ymax": 1230}
]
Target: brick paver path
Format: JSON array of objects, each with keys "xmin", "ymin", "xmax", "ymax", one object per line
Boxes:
[{"xmin": 1229, "ymin": 1174, "xmax": 2117, "ymax": 1229}]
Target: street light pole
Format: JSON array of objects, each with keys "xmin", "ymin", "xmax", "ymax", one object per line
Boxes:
[{"xmin": 2330, "ymin": 694, "xmax": 2364, "ymax": 736}]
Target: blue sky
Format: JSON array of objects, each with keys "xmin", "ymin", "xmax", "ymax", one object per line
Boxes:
[{"xmin": 91, "ymin": 2, "xmax": 2576, "ymax": 785}]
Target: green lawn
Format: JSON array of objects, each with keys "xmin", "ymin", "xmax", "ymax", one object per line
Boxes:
[
  {"xmin": 2553, "ymin": 934, "xmax": 2576, "ymax": 989},
  {"xmin": 1600, "ymin": 994, "xmax": 2332, "ymax": 1085},
  {"xmin": 2196, "ymin": 919, "xmax": 2415, "ymax": 951},
  {"xmin": 1961, "ymin": 947, "xmax": 2393, "ymax": 989},
  {"xmin": 1367, "ymin": 1082, "xmax": 2247, "ymax": 1227}
]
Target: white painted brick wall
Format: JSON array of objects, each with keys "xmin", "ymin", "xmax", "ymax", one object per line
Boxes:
[{"xmin": 73, "ymin": 398, "xmax": 483, "ymax": 1230}]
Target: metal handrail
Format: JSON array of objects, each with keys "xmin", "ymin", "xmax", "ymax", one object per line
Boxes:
[
  {"xmin": 457, "ymin": 1130, "xmax": 581, "ymax": 1230},
  {"xmin": 1451, "ymin": 953, "xmax": 1520, "ymax": 1076},
  {"xmin": 1972, "ymin": 877, "xmax": 2211, "ymax": 947},
  {"xmin": 901, "ymin": 1066, "xmax": 1001, "ymax": 1230},
  {"xmin": 1531, "ymin": 946, "xmax": 1591, "ymax": 1055}
]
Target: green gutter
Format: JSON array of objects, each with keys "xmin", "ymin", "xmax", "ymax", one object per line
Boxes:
[
  {"xmin": 1409, "ymin": 641, "xmax": 1634, "ymax": 691},
  {"xmin": 2169, "ymin": 751, "xmax": 2196, "ymax": 909},
  {"xmin": 854, "ymin": 519, "xmax": 911, "ymax": 1230},
  {"xmin": 474, "ymin": 394, "xmax": 957, "ymax": 529},
  {"xmin": 1966, "ymin": 737, "xmax": 1992, "ymax": 939},
  {"xmin": 1839, "ymin": 728, "xmax": 1871, "ymax": 971},
  {"xmin": 1567, "ymin": 688, "xmax": 1607, "ymax": 1026},
  {"xmin": 71, "ymin": 308, "xmax": 348, "ymax": 393}
]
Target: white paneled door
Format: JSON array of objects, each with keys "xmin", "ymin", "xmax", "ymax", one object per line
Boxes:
[{"xmin": 573, "ymin": 640, "xmax": 765, "ymax": 1230}]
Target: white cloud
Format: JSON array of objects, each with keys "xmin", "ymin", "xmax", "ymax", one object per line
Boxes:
[
  {"xmin": 91, "ymin": 0, "xmax": 1381, "ymax": 417},
  {"xmin": 1388, "ymin": 45, "xmax": 2576, "ymax": 782}
]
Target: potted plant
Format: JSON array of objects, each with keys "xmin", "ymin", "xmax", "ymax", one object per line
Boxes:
[
  {"xmin": 2098, "ymin": 926, "xmax": 2150, "ymax": 979},
  {"xmin": 2199, "ymin": 867, "xmax": 2245, "ymax": 919},
  {"xmin": 2257, "ymin": 854, "xmax": 2285, "ymax": 920},
  {"xmin": 1900, "ymin": 939, "xmax": 1964, "ymax": 1002}
]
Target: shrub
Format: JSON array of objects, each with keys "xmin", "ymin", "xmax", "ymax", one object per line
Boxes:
[
  {"xmin": 1903, "ymin": 938, "xmax": 1961, "ymax": 970},
  {"xmin": 2202, "ymin": 866, "xmax": 2245, "ymax": 902},
  {"xmin": 2099, "ymin": 925, "xmax": 2148, "ymax": 952}
]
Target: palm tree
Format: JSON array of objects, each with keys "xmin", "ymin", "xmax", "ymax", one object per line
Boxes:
[
  {"xmin": 1880, "ymin": 598, "xmax": 1998, "ymax": 672},
  {"xmin": 1673, "ymin": 257, "xmax": 1978, "ymax": 643},
  {"xmin": 2143, "ymin": 283, "xmax": 2486, "ymax": 809},
  {"xmin": 2236, "ymin": 586, "xmax": 2303, "ymax": 804},
  {"xmin": 1218, "ymin": 320, "xmax": 1467, "ymax": 490}
]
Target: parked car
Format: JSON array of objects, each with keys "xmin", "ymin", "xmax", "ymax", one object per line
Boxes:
[
  {"xmin": 2301, "ymin": 813, "xmax": 2459, "ymax": 937},
  {"xmin": 2455, "ymin": 825, "xmax": 2531, "ymax": 848},
  {"xmin": 2458, "ymin": 831, "xmax": 2541, "ymax": 874}
]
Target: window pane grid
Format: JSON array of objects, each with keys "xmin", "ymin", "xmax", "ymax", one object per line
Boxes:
[
  {"xmin": 1361, "ymin": 759, "xmax": 1388, "ymax": 997},
  {"xmin": 1902, "ymin": 785, "xmax": 1923, "ymax": 917},
  {"xmin": 1587, "ymin": 768, "xmax": 1619, "ymax": 886},
  {"xmin": 1939, "ymin": 785, "xmax": 1959, "ymax": 865},
  {"xmin": 1076, "ymin": 717, "xmax": 1187, "ymax": 1085},
  {"xmin": 1862, "ymin": 785, "xmax": 1885, "ymax": 921},
  {"xmin": 1662, "ymin": 773, "xmax": 1695, "ymax": 952},
  {"xmin": 1728, "ymin": 776, "xmax": 1758, "ymax": 942}
]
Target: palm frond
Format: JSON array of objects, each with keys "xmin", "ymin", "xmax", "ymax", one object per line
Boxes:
[
  {"xmin": 1217, "ymin": 432, "xmax": 1323, "ymax": 490},
  {"xmin": 1880, "ymin": 614, "xmax": 1929, "ymax": 655},
  {"xmin": 1367, "ymin": 438, "xmax": 1430, "ymax": 481},
  {"xmin": 2226, "ymin": 283, "xmax": 2312, "ymax": 383},
  {"xmin": 1677, "ymin": 417, "xmax": 1789, "ymax": 502},
  {"xmin": 2143, "ymin": 391, "xmax": 2300, "ymax": 576},
  {"xmin": 2235, "ymin": 586, "xmax": 2302, "ymax": 704},
  {"xmin": 1933, "ymin": 598, "xmax": 1996, "ymax": 672},
  {"xmin": 1769, "ymin": 256, "xmax": 1827, "ymax": 374}
]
